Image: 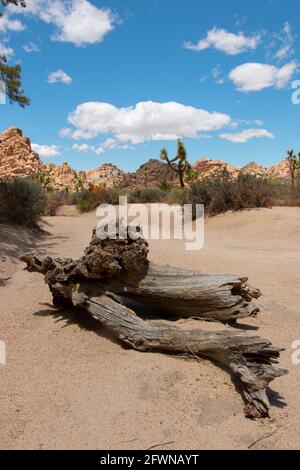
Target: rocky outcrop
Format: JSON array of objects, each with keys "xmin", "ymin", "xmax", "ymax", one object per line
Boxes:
[
  {"xmin": 0, "ymin": 127, "xmax": 83, "ymax": 192},
  {"xmin": 80, "ymin": 163, "xmax": 126, "ymax": 188},
  {"xmin": 0, "ymin": 127, "xmax": 44, "ymax": 180},
  {"xmin": 44, "ymin": 162, "xmax": 84, "ymax": 192},
  {"xmin": 0, "ymin": 127, "xmax": 294, "ymax": 191},
  {"xmin": 192, "ymin": 158, "xmax": 240, "ymax": 179},
  {"xmin": 241, "ymin": 162, "xmax": 267, "ymax": 177},
  {"xmin": 124, "ymin": 159, "xmax": 177, "ymax": 189},
  {"xmin": 266, "ymin": 159, "xmax": 291, "ymax": 181},
  {"xmin": 193, "ymin": 158, "xmax": 292, "ymax": 181}
]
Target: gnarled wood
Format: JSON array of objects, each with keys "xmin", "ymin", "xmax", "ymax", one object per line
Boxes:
[
  {"xmin": 20, "ymin": 225, "xmax": 287, "ymax": 418},
  {"xmin": 50, "ymin": 281, "xmax": 286, "ymax": 419},
  {"xmin": 105, "ymin": 263, "xmax": 260, "ymax": 321},
  {"xmin": 21, "ymin": 252, "xmax": 260, "ymax": 322}
]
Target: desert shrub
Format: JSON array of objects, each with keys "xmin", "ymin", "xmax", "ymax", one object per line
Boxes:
[
  {"xmin": 270, "ymin": 179, "xmax": 299, "ymax": 206},
  {"xmin": 67, "ymin": 191, "xmax": 82, "ymax": 205},
  {"xmin": 75, "ymin": 185, "xmax": 124, "ymax": 212},
  {"xmin": 227, "ymin": 174, "xmax": 274, "ymax": 210},
  {"xmin": 128, "ymin": 188, "xmax": 165, "ymax": 203},
  {"xmin": 76, "ymin": 189, "xmax": 98, "ymax": 213},
  {"xmin": 189, "ymin": 178, "xmax": 214, "ymax": 208},
  {"xmin": 189, "ymin": 173, "xmax": 275, "ymax": 216},
  {"xmin": 101, "ymin": 188, "xmax": 127, "ymax": 205},
  {"xmin": 166, "ymin": 186, "xmax": 193, "ymax": 206},
  {"xmin": 44, "ymin": 190, "xmax": 79, "ymax": 216},
  {"xmin": 157, "ymin": 179, "xmax": 173, "ymax": 192},
  {"xmin": 69, "ymin": 174, "xmax": 276, "ymax": 216},
  {"xmin": 0, "ymin": 177, "xmax": 46, "ymax": 226}
]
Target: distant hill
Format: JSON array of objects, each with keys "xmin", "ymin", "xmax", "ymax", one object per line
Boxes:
[{"xmin": 0, "ymin": 127, "xmax": 292, "ymax": 191}]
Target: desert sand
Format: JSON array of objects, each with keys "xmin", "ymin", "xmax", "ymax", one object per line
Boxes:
[{"xmin": 0, "ymin": 206, "xmax": 300, "ymax": 450}]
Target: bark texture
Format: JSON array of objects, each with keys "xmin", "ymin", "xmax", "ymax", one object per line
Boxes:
[{"xmin": 21, "ymin": 225, "xmax": 287, "ymax": 419}]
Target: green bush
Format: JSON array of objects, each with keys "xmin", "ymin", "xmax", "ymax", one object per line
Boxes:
[
  {"xmin": 228, "ymin": 173, "xmax": 274, "ymax": 210},
  {"xmin": 0, "ymin": 177, "xmax": 46, "ymax": 226},
  {"xmin": 157, "ymin": 179, "xmax": 173, "ymax": 192},
  {"xmin": 269, "ymin": 179, "xmax": 299, "ymax": 206},
  {"xmin": 189, "ymin": 173, "xmax": 275, "ymax": 216},
  {"xmin": 76, "ymin": 189, "xmax": 97, "ymax": 213},
  {"xmin": 74, "ymin": 187, "xmax": 122, "ymax": 213},
  {"xmin": 44, "ymin": 190, "xmax": 79, "ymax": 216},
  {"xmin": 77, "ymin": 198, "xmax": 93, "ymax": 213},
  {"xmin": 128, "ymin": 188, "xmax": 165, "ymax": 203},
  {"xmin": 63, "ymin": 173, "xmax": 278, "ymax": 216},
  {"xmin": 166, "ymin": 186, "xmax": 192, "ymax": 205}
]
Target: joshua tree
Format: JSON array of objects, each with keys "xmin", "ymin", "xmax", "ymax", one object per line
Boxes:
[
  {"xmin": 0, "ymin": 1, "xmax": 30, "ymax": 106},
  {"xmin": 286, "ymin": 149, "xmax": 300, "ymax": 203},
  {"xmin": 185, "ymin": 167, "xmax": 200, "ymax": 187},
  {"xmin": 143, "ymin": 170, "xmax": 149, "ymax": 189},
  {"xmin": 160, "ymin": 139, "xmax": 190, "ymax": 188}
]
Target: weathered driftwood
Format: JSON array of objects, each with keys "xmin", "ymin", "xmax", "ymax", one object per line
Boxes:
[
  {"xmin": 69, "ymin": 285, "xmax": 286, "ymax": 419},
  {"xmin": 21, "ymin": 224, "xmax": 260, "ymax": 322},
  {"xmin": 20, "ymin": 225, "xmax": 287, "ymax": 419},
  {"xmin": 105, "ymin": 263, "xmax": 260, "ymax": 321}
]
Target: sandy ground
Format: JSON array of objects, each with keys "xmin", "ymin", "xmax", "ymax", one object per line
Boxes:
[{"xmin": 0, "ymin": 206, "xmax": 300, "ymax": 450}]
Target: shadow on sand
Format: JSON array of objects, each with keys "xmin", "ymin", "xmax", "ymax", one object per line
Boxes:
[
  {"xmin": 33, "ymin": 299, "xmax": 287, "ymax": 416},
  {"xmin": 0, "ymin": 222, "xmax": 68, "ymax": 286}
]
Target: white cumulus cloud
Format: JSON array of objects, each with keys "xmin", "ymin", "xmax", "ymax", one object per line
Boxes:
[
  {"xmin": 184, "ymin": 27, "xmax": 260, "ymax": 55},
  {"xmin": 66, "ymin": 100, "xmax": 231, "ymax": 144},
  {"xmin": 229, "ymin": 62, "xmax": 297, "ymax": 92},
  {"xmin": 7, "ymin": 0, "xmax": 116, "ymax": 47},
  {"xmin": 72, "ymin": 138, "xmax": 132, "ymax": 155},
  {"xmin": 59, "ymin": 127, "xmax": 73, "ymax": 137},
  {"xmin": 32, "ymin": 143, "xmax": 61, "ymax": 157},
  {"xmin": 0, "ymin": 14, "xmax": 25, "ymax": 33},
  {"xmin": 220, "ymin": 128, "xmax": 275, "ymax": 143},
  {"xmin": 47, "ymin": 69, "xmax": 72, "ymax": 85},
  {"xmin": 72, "ymin": 143, "xmax": 95, "ymax": 152}
]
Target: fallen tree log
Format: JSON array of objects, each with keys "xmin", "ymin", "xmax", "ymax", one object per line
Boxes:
[
  {"xmin": 105, "ymin": 263, "xmax": 260, "ymax": 321},
  {"xmin": 20, "ymin": 225, "xmax": 287, "ymax": 418},
  {"xmin": 21, "ymin": 223, "xmax": 260, "ymax": 322},
  {"xmin": 69, "ymin": 285, "xmax": 286, "ymax": 419}
]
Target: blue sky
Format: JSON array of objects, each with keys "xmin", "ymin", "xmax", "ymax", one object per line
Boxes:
[{"xmin": 1, "ymin": 0, "xmax": 300, "ymax": 171}]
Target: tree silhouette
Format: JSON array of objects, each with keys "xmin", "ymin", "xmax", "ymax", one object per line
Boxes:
[
  {"xmin": 0, "ymin": 1, "xmax": 30, "ymax": 106},
  {"xmin": 286, "ymin": 149, "xmax": 300, "ymax": 205},
  {"xmin": 160, "ymin": 139, "xmax": 190, "ymax": 188}
]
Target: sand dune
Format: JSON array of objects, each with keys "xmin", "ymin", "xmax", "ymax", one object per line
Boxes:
[{"xmin": 1, "ymin": 206, "xmax": 300, "ymax": 449}]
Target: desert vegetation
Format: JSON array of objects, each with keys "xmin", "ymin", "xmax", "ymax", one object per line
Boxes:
[
  {"xmin": 0, "ymin": 1, "xmax": 29, "ymax": 107},
  {"xmin": 160, "ymin": 139, "xmax": 196, "ymax": 187},
  {"xmin": 1, "ymin": 155, "xmax": 298, "ymax": 226},
  {"xmin": 286, "ymin": 149, "xmax": 300, "ymax": 205},
  {"xmin": 42, "ymin": 172, "xmax": 284, "ymax": 217},
  {"xmin": 0, "ymin": 177, "xmax": 46, "ymax": 226}
]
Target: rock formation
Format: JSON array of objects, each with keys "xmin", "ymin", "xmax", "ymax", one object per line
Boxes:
[
  {"xmin": 192, "ymin": 158, "xmax": 240, "ymax": 179},
  {"xmin": 193, "ymin": 158, "xmax": 292, "ymax": 182},
  {"xmin": 124, "ymin": 159, "xmax": 177, "ymax": 189},
  {"xmin": 0, "ymin": 126, "xmax": 294, "ymax": 190},
  {"xmin": 0, "ymin": 127, "xmax": 44, "ymax": 180},
  {"xmin": 266, "ymin": 159, "xmax": 291, "ymax": 181},
  {"xmin": 80, "ymin": 163, "xmax": 126, "ymax": 188},
  {"xmin": 44, "ymin": 162, "xmax": 83, "ymax": 192},
  {"xmin": 241, "ymin": 162, "xmax": 267, "ymax": 177}
]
